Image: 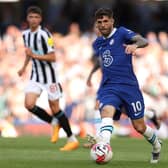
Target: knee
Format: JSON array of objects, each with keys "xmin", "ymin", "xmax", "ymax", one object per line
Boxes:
[
  {"xmin": 133, "ymin": 124, "xmax": 146, "ymax": 134},
  {"xmin": 49, "ymin": 100, "xmax": 60, "ymax": 114},
  {"xmin": 101, "ymin": 106, "xmax": 115, "ymax": 118},
  {"xmin": 24, "ymin": 102, "xmax": 35, "ymax": 111},
  {"xmin": 51, "ymin": 107, "xmax": 60, "ymax": 114}
]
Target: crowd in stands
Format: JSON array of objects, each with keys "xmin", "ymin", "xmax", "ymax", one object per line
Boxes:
[{"xmin": 0, "ymin": 23, "xmax": 168, "ymax": 138}]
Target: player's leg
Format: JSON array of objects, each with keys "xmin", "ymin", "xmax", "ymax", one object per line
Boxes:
[
  {"xmin": 87, "ymin": 105, "xmax": 120, "ymax": 146},
  {"xmin": 49, "ymin": 99, "xmax": 79, "ymax": 150},
  {"xmin": 85, "ymin": 108, "xmax": 123, "ymax": 148},
  {"xmin": 98, "ymin": 105, "xmax": 115, "ymax": 144},
  {"xmin": 48, "ymin": 83, "xmax": 79, "ymax": 150},
  {"xmin": 145, "ymin": 109, "xmax": 161, "ymax": 129},
  {"xmin": 123, "ymin": 85, "xmax": 162, "ymax": 163},
  {"xmin": 25, "ymin": 93, "xmax": 53, "ymax": 123},
  {"xmin": 48, "ymin": 99, "xmax": 60, "ymax": 143},
  {"xmin": 87, "ymin": 89, "xmax": 122, "ymax": 145},
  {"xmin": 125, "ymin": 86, "xmax": 161, "ymax": 163},
  {"xmin": 97, "ymin": 91, "xmax": 122, "ymax": 144},
  {"xmin": 131, "ymin": 118, "xmax": 162, "ymax": 163},
  {"xmin": 47, "ymin": 83, "xmax": 62, "ymax": 143},
  {"xmin": 24, "ymin": 81, "xmax": 52, "ymax": 123}
]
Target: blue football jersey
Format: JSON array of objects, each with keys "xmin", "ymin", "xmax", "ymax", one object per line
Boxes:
[{"xmin": 93, "ymin": 26, "xmax": 139, "ymax": 86}]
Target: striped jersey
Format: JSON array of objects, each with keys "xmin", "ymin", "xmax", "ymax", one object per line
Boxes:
[{"xmin": 22, "ymin": 26, "xmax": 57, "ymax": 84}]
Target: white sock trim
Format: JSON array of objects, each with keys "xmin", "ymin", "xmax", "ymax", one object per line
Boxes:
[{"xmin": 99, "ymin": 117, "xmax": 113, "ymax": 143}]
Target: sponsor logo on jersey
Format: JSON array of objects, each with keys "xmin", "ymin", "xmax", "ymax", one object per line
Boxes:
[
  {"xmin": 32, "ymin": 49, "xmax": 43, "ymax": 55},
  {"xmin": 102, "ymin": 50, "xmax": 113, "ymax": 67}
]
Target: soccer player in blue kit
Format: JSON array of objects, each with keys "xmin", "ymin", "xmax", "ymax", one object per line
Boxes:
[{"xmin": 90, "ymin": 8, "xmax": 162, "ymax": 163}]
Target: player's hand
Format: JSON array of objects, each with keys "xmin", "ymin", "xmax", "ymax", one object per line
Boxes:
[
  {"xmin": 123, "ymin": 44, "xmax": 137, "ymax": 55},
  {"xmin": 25, "ymin": 48, "xmax": 33, "ymax": 57},
  {"xmin": 17, "ymin": 68, "xmax": 25, "ymax": 76}
]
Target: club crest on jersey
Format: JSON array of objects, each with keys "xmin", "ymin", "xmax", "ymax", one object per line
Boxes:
[
  {"xmin": 109, "ymin": 39, "xmax": 114, "ymax": 45},
  {"xmin": 102, "ymin": 50, "xmax": 113, "ymax": 67}
]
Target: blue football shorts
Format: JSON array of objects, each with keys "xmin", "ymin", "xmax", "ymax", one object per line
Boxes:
[{"xmin": 96, "ymin": 83, "xmax": 145, "ymax": 120}]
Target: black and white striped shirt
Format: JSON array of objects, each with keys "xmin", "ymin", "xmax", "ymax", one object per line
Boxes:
[{"xmin": 22, "ymin": 26, "xmax": 57, "ymax": 84}]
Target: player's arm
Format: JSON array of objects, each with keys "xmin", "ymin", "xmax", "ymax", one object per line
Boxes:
[
  {"xmin": 25, "ymin": 48, "xmax": 56, "ymax": 62},
  {"xmin": 87, "ymin": 56, "xmax": 101, "ymax": 87},
  {"xmin": 131, "ymin": 35, "xmax": 148, "ymax": 48},
  {"xmin": 18, "ymin": 55, "xmax": 31, "ymax": 76},
  {"xmin": 124, "ymin": 35, "xmax": 148, "ymax": 54},
  {"xmin": 26, "ymin": 31, "xmax": 56, "ymax": 62},
  {"xmin": 89, "ymin": 57, "xmax": 101, "ymax": 76}
]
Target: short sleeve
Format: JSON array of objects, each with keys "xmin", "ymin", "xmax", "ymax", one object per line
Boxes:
[
  {"xmin": 120, "ymin": 27, "xmax": 136, "ymax": 42},
  {"xmin": 22, "ymin": 30, "xmax": 29, "ymax": 47},
  {"xmin": 41, "ymin": 30, "xmax": 55, "ymax": 54}
]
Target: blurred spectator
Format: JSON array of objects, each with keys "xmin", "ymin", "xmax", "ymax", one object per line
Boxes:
[
  {"xmin": 1, "ymin": 0, "xmax": 168, "ymax": 35},
  {"xmin": 0, "ymin": 16, "xmax": 168, "ymax": 138}
]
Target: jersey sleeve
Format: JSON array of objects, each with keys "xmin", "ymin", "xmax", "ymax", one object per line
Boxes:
[
  {"xmin": 41, "ymin": 31, "xmax": 55, "ymax": 54},
  {"xmin": 22, "ymin": 35, "xmax": 26, "ymax": 46},
  {"xmin": 120, "ymin": 27, "xmax": 136, "ymax": 42},
  {"xmin": 22, "ymin": 30, "xmax": 28, "ymax": 47}
]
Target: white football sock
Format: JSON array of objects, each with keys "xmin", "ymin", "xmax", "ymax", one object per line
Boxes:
[
  {"xmin": 98, "ymin": 117, "xmax": 113, "ymax": 144},
  {"xmin": 143, "ymin": 125, "xmax": 161, "ymax": 152},
  {"xmin": 145, "ymin": 110, "xmax": 154, "ymax": 119}
]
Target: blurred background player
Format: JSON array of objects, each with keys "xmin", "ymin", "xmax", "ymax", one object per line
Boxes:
[
  {"xmin": 87, "ymin": 8, "xmax": 162, "ymax": 163},
  {"xmin": 17, "ymin": 6, "xmax": 79, "ymax": 151}
]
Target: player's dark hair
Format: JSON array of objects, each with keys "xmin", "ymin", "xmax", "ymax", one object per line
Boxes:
[
  {"xmin": 27, "ymin": 6, "xmax": 42, "ymax": 16},
  {"xmin": 95, "ymin": 8, "xmax": 113, "ymax": 20}
]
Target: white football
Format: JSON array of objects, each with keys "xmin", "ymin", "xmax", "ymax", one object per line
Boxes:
[{"xmin": 90, "ymin": 142, "xmax": 113, "ymax": 164}]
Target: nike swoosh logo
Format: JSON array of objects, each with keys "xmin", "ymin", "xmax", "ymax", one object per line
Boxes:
[{"xmin": 134, "ymin": 112, "xmax": 141, "ymax": 116}]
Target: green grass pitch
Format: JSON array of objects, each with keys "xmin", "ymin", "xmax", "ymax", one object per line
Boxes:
[{"xmin": 0, "ymin": 136, "xmax": 167, "ymax": 168}]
